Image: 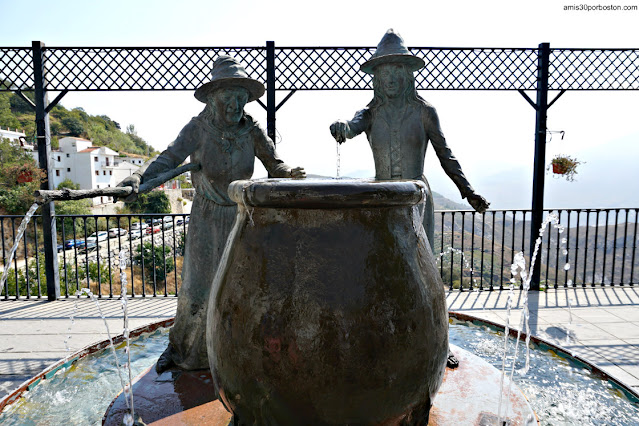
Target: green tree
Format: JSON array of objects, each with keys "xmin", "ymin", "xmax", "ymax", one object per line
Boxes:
[
  {"xmin": 62, "ymin": 116, "xmax": 85, "ymax": 136},
  {"xmin": 0, "ymin": 93, "xmax": 22, "ymax": 128},
  {"xmin": 1, "ymin": 91, "xmax": 158, "ymax": 160},
  {"xmin": 126, "ymin": 191, "xmax": 171, "ymax": 214},
  {"xmin": 2, "ymin": 257, "xmax": 96, "ymax": 297},
  {"xmin": 55, "ymin": 179, "xmax": 92, "ymax": 237},
  {"xmin": 57, "ymin": 178, "xmax": 80, "ymax": 190},
  {"xmin": 134, "ymin": 241, "xmax": 175, "ymax": 282},
  {"xmin": 0, "ymin": 138, "xmax": 45, "ymax": 214},
  {"xmin": 8, "ymin": 91, "xmax": 35, "ymax": 115}
]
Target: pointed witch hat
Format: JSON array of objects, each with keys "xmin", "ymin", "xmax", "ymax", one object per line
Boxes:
[
  {"xmin": 360, "ymin": 29, "xmax": 425, "ymax": 74},
  {"xmin": 194, "ymin": 55, "xmax": 265, "ymax": 103}
]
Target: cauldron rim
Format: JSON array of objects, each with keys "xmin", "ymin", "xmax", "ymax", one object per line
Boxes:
[{"xmin": 228, "ymin": 178, "xmax": 427, "ymax": 209}]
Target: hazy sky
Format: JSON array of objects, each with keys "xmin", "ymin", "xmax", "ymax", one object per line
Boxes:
[{"xmin": 2, "ymin": 0, "xmax": 638, "ymax": 209}]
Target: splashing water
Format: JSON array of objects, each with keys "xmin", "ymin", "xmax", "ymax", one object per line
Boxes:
[
  {"xmin": 241, "ymin": 185, "xmax": 255, "ymax": 227},
  {"xmin": 498, "ymin": 213, "xmax": 567, "ymax": 424},
  {"xmin": 74, "ymin": 286, "xmax": 133, "ymax": 422},
  {"xmin": 119, "ymin": 250, "xmax": 135, "ymax": 425},
  {"xmin": 1, "ymin": 203, "xmax": 40, "ymax": 297},
  {"xmin": 497, "ymin": 259, "xmax": 523, "ymax": 424},
  {"xmin": 437, "ymin": 246, "xmax": 479, "ymax": 290},
  {"xmin": 336, "ymin": 142, "xmax": 341, "ymax": 178}
]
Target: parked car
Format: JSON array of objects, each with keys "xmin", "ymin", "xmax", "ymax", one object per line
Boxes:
[
  {"xmin": 162, "ymin": 216, "xmax": 174, "ymax": 230},
  {"xmin": 64, "ymin": 239, "xmax": 83, "ymax": 250},
  {"xmin": 57, "ymin": 243, "xmax": 64, "ymax": 252},
  {"xmin": 130, "ymin": 222, "xmax": 148, "ymax": 232},
  {"xmin": 146, "ymin": 218, "xmax": 163, "ymax": 226},
  {"xmin": 79, "ymin": 241, "xmax": 97, "ymax": 252},
  {"xmin": 146, "ymin": 225, "xmax": 161, "ymax": 235},
  {"xmin": 129, "ymin": 229, "xmax": 142, "ymax": 240},
  {"xmin": 87, "ymin": 231, "xmax": 108, "ymax": 244},
  {"xmin": 108, "ymin": 228, "xmax": 127, "ymax": 238}
]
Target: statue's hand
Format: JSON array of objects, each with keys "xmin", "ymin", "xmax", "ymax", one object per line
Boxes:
[
  {"xmin": 289, "ymin": 167, "xmax": 306, "ymax": 179},
  {"xmin": 116, "ymin": 174, "xmax": 141, "ymax": 203},
  {"xmin": 330, "ymin": 120, "xmax": 349, "ymax": 144},
  {"xmin": 467, "ymin": 193, "xmax": 490, "ymax": 213}
]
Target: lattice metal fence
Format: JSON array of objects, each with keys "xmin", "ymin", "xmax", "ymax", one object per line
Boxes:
[
  {"xmin": 1, "ymin": 45, "xmax": 638, "ymax": 92},
  {"xmin": 42, "ymin": 47, "xmax": 266, "ymax": 91},
  {"xmin": 0, "ymin": 47, "xmax": 266, "ymax": 91},
  {"xmin": 549, "ymin": 49, "xmax": 639, "ymax": 90},
  {"xmin": 275, "ymin": 48, "xmax": 540, "ymax": 90},
  {"xmin": 0, "ymin": 48, "xmax": 33, "ymax": 90}
]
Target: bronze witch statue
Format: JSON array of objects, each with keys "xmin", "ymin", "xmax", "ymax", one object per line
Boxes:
[
  {"xmin": 330, "ymin": 28, "xmax": 490, "ymax": 249},
  {"xmin": 118, "ymin": 55, "xmax": 305, "ymax": 373}
]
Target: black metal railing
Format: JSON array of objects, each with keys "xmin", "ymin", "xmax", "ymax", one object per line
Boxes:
[
  {"xmin": 1, "ymin": 213, "xmax": 189, "ymax": 299},
  {"xmin": 435, "ymin": 208, "xmax": 638, "ymax": 291},
  {"xmin": 1, "ymin": 208, "xmax": 637, "ymax": 299}
]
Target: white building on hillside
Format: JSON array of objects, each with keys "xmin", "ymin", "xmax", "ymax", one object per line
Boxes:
[
  {"xmin": 113, "ymin": 161, "xmax": 140, "ymax": 184},
  {"xmin": 115, "ymin": 153, "xmax": 147, "ymax": 167},
  {"xmin": 31, "ymin": 137, "xmax": 141, "ymax": 206},
  {"xmin": 0, "ymin": 127, "xmax": 26, "ymax": 143}
]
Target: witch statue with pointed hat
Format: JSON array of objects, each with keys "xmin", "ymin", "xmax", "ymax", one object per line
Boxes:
[
  {"xmin": 118, "ymin": 55, "xmax": 305, "ymax": 373},
  {"xmin": 330, "ymin": 29, "xmax": 489, "ymax": 378},
  {"xmin": 330, "ymin": 29, "xmax": 489, "ymax": 246}
]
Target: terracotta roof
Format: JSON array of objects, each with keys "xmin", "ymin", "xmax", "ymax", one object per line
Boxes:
[{"xmin": 77, "ymin": 147, "xmax": 100, "ymax": 153}]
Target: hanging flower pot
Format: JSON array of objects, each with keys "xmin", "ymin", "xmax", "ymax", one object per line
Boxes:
[
  {"xmin": 552, "ymin": 162, "xmax": 567, "ymax": 174},
  {"xmin": 548, "ymin": 154, "xmax": 581, "ymax": 182}
]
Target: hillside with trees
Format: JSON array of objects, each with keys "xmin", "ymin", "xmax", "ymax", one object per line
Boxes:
[
  {"xmin": 0, "ymin": 91, "xmax": 158, "ymax": 156},
  {"xmin": 1, "ymin": 90, "xmax": 160, "ymax": 216}
]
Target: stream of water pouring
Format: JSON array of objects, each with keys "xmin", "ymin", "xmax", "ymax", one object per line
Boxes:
[
  {"xmin": 61, "ymin": 278, "xmax": 135, "ymax": 425},
  {"xmin": 81, "ymin": 287, "xmax": 134, "ymax": 422},
  {"xmin": 336, "ymin": 142, "xmax": 341, "ymax": 178},
  {"xmin": 0, "ymin": 203, "xmax": 40, "ymax": 297},
  {"xmin": 497, "ymin": 212, "xmax": 565, "ymax": 425},
  {"xmin": 119, "ymin": 250, "xmax": 136, "ymax": 426}
]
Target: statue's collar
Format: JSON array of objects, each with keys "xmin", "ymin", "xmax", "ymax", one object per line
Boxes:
[
  {"xmin": 377, "ymin": 103, "xmax": 411, "ymax": 126},
  {"xmin": 199, "ymin": 114, "xmax": 255, "ymax": 140}
]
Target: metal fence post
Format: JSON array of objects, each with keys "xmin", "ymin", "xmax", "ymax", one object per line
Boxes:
[
  {"xmin": 266, "ymin": 41, "xmax": 276, "ymax": 144},
  {"xmin": 32, "ymin": 40, "xmax": 60, "ymax": 301},
  {"xmin": 529, "ymin": 42, "xmax": 550, "ymax": 291}
]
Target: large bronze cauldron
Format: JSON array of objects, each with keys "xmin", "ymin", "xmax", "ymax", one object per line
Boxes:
[{"xmin": 206, "ymin": 179, "xmax": 448, "ymax": 425}]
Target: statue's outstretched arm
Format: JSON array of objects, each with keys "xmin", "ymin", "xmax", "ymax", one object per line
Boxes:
[
  {"xmin": 329, "ymin": 108, "xmax": 370, "ymax": 143},
  {"xmin": 424, "ymin": 106, "xmax": 490, "ymax": 212},
  {"xmin": 116, "ymin": 120, "xmax": 199, "ymax": 201},
  {"xmin": 253, "ymin": 124, "xmax": 306, "ymax": 179}
]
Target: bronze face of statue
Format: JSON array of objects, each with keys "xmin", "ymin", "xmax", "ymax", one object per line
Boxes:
[
  {"xmin": 207, "ymin": 87, "xmax": 249, "ymax": 127},
  {"xmin": 330, "ymin": 29, "xmax": 489, "ymax": 249}
]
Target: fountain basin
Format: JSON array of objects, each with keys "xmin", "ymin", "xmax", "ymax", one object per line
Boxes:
[
  {"xmin": 103, "ymin": 343, "xmax": 536, "ymax": 425},
  {"xmin": 3, "ymin": 315, "xmax": 639, "ymax": 424}
]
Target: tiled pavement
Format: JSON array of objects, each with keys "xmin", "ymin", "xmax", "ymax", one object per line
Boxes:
[{"xmin": 1, "ymin": 286, "xmax": 638, "ymax": 403}]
